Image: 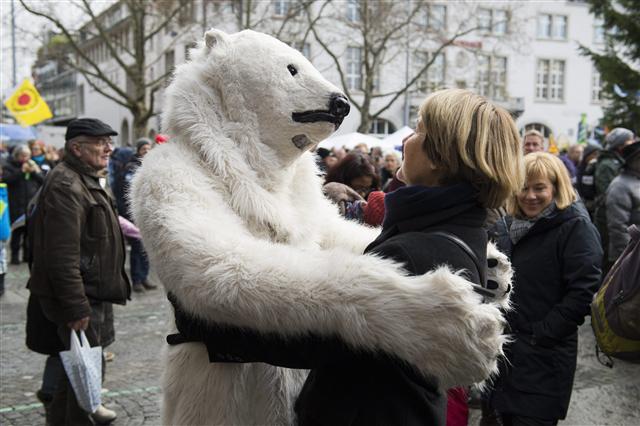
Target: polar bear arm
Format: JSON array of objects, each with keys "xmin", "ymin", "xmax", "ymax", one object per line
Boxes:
[
  {"xmin": 134, "ymin": 171, "xmax": 507, "ymax": 387},
  {"xmin": 167, "ymin": 239, "xmax": 422, "ymax": 370}
]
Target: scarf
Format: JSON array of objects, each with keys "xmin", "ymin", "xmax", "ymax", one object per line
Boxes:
[
  {"xmin": 382, "ymin": 182, "xmax": 479, "ymax": 229},
  {"xmin": 509, "ymin": 201, "xmax": 557, "ymax": 245}
]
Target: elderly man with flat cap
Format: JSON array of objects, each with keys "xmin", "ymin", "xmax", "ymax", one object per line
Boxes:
[{"xmin": 26, "ymin": 118, "xmax": 131, "ymax": 425}]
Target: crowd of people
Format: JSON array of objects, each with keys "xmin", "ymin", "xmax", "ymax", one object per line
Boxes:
[
  {"xmin": 0, "ymin": 99, "xmax": 637, "ymax": 425},
  {"xmin": 315, "ymin": 124, "xmax": 638, "ymax": 425}
]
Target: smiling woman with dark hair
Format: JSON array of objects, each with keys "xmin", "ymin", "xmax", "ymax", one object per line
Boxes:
[{"xmin": 324, "ymin": 151, "xmax": 380, "ymax": 199}]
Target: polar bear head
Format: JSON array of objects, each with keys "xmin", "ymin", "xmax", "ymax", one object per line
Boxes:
[{"xmin": 167, "ymin": 29, "xmax": 349, "ymax": 166}]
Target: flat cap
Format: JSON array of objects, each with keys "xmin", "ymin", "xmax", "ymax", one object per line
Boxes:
[{"xmin": 65, "ymin": 118, "xmax": 118, "ymax": 141}]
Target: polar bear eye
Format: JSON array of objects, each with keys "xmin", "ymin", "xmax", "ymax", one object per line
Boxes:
[{"xmin": 287, "ymin": 64, "xmax": 298, "ymax": 76}]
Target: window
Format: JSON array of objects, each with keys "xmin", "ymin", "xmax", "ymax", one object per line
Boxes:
[
  {"xmin": 537, "ymin": 14, "xmax": 567, "ymax": 40},
  {"xmin": 291, "ymin": 42, "xmax": 311, "ymax": 59},
  {"xmin": 165, "ymin": 50, "xmax": 175, "ymax": 86},
  {"xmin": 346, "ymin": 0, "xmax": 360, "ymax": 23},
  {"xmin": 478, "ymin": 8, "xmax": 508, "ymax": 35},
  {"xmin": 369, "ymin": 119, "xmax": 397, "ymax": 136},
  {"xmin": 77, "ymin": 84, "xmax": 84, "ymax": 115},
  {"xmin": 477, "ymin": 54, "xmax": 507, "ymax": 101},
  {"xmin": 414, "ymin": 51, "xmax": 445, "ymax": 93},
  {"xmin": 493, "ymin": 9, "xmax": 508, "ymax": 35},
  {"xmin": 178, "ymin": 0, "xmax": 195, "ymax": 25},
  {"xmin": 420, "ymin": 4, "xmax": 447, "ymax": 31},
  {"xmin": 346, "ymin": 47, "xmax": 362, "ymax": 90},
  {"xmin": 273, "ymin": 0, "xmax": 289, "ymax": 17},
  {"xmin": 552, "ymin": 15, "xmax": 567, "ymax": 39},
  {"xmin": 523, "ymin": 123, "xmax": 552, "ymax": 139},
  {"xmin": 536, "ymin": 59, "xmax": 565, "ymax": 102},
  {"xmin": 593, "ymin": 17, "xmax": 605, "ymax": 44},
  {"xmin": 591, "ymin": 67, "xmax": 602, "ymax": 103},
  {"xmin": 185, "ymin": 42, "xmax": 197, "ymax": 61}
]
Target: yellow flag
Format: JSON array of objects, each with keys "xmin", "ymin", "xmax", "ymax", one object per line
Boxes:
[
  {"xmin": 3, "ymin": 79, "xmax": 53, "ymax": 126},
  {"xmin": 547, "ymin": 133, "xmax": 559, "ymax": 155}
]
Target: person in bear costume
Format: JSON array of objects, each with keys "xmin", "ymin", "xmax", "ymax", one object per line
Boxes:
[{"xmin": 130, "ymin": 29, "xmax": 515, "ymax": 425}]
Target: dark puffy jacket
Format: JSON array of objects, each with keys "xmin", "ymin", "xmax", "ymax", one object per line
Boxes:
[
  {"xmin": 2, "ymin": 158, "xmax": 44, "ymax": 222},
  {"xmin": 489, "ymin": 202, "xmax": 602, "ymax": 420},
  {"xmin": 27, "ymin": 155, "xmax": 131, "ymax": 326},
  {"xmin": 606, "ymin": 170, "xmax": 640, "ymax": 261},
  {"xmin": 576, "ymin": 160, "xmax": 597, "ymax": 216},
  {"xmin": 120, "ymin": 155, "xmax": 143, "ymax": 221}
]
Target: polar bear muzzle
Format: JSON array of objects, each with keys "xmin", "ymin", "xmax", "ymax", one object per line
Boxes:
[{"xmin": 291, "ymin": 94, "xmax": 350, "ymax": 130}]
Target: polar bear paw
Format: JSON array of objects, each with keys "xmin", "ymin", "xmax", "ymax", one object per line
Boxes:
[
  {"xmin": 485, "ymin": 241, "xmax": 513, "ymax": 310},
  {"xmin": 384, "ymin": 268, "xmax": 507, "ymax": 388}
]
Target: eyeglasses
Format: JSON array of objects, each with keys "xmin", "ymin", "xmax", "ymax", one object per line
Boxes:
[{"xmin": 79, "ymin": 137, "xmax": 113, "ymax": 148}]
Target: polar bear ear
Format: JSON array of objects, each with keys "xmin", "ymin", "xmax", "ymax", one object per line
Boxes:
[{"xmin": 204, "ymin": 28, "xmax": 229, "ymax": 51}]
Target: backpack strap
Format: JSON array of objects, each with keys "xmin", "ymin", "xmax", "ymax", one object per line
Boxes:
[{"xmin": 427, "ymin": 231, "xmax": 495, "ymax": 301}]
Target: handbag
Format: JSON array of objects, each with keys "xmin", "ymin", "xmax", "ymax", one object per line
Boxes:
[{"xmin": 59, "ymin": 330, "xmax": 103, "ymax": 413}]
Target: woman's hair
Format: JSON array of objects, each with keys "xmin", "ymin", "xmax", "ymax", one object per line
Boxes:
[
  {"xmin": 325, "ymin": 152, "xmax": 380, "ymax": 190},
  {"xmin": 418, "ymin": 89, "xmax": 524, "ymax": 208},
  {"xmin": 507, "ymin": 152, "xmax": 577, "ymax": 215},
  {"xmin": 523, "ymin": 129, "xmax": 544, "ymax": 142},
  {"xmin": 28, "ymin": 139, "xmax": 45, "ymax": 151},
  {"xmin": 12, "ymin": 145, "xmax": 31, "ymax": 161}
]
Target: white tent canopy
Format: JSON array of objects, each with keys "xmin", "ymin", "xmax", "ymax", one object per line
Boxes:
[
  {"xmin": 380, "ymin": 126, "xmax": 413, "ymax": 152},
  {"xmin": 318, "ymin": 132, "xmax": 382, "ymax": 150}
]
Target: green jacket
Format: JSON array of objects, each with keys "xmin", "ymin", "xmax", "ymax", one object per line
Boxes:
[{"xmin": 594, "ymin": 150, "xmax": 624, "ymax": 197}]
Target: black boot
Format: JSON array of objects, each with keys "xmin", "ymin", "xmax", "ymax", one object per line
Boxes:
[{"xmin": 0, "ymin": 274, "xmax": 4, "ymax": 296}]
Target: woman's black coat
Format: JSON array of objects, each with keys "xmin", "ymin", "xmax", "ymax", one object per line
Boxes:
[
  {"xmin": 169, "ymin": 187, "xmax": 489, "ymax": 426},
  {"xmin": 488, "ymin": 202, "xmax": 602, "ymax": 420},
  {"xmin": 2, "ymin": 159, "xmax": 44, "ymax": 222}
]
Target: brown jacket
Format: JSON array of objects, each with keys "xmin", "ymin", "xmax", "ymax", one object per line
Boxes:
[{"xmin": 28, "ymin": 155, "xmax": 130, "ymax": 325}]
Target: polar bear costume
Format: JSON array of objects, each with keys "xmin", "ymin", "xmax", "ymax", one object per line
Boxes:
[{"xmin": 130, "ymin": 29, "xmax": 512, "ymax": 425}]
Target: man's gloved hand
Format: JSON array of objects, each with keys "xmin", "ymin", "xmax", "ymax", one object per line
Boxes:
[
  {"xmin": 166, "ymin": 292, "xmax": 205, "ymax": 346},
  {"xmin": 323, "ymin": 182, "xmax": 365, "ymax": 216}
]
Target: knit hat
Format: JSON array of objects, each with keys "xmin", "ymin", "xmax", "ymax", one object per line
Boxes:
[
  {"xmin": 363, "ymin": 191, "xmax": 386, "ymax": 227},
  {"xmin": 604, "ymin": 128, "xmax": 634, "ymax": 150},
  {"xmin": 135, "ymin": 137, "xmax": 152, "ymax": 153},
  {"xmin": 582, "ymin": 142, "xmax": 602, "ymax": 160}
]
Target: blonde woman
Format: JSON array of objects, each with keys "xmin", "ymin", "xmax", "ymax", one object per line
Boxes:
[
  {"xmin": 168, "ymin": 89, "xmax": 524, "ymax": 425},
  {"xmin": 488, "ymin": 153, "xmax": 602, "ymax": 426}
]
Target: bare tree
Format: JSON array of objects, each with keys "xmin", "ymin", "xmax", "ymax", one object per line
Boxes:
[
  {"xmin": 303, "ymin": 0, "xmax": 521, "ymax": 133},
  {"xmin": 20, "ymin": 0, "xmax": 197, "ymax": 139}
]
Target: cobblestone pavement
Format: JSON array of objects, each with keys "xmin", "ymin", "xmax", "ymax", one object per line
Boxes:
[
  {"xmin": 1, "ymin": 262, "xmax": 639, "ymax": 425},
  {"xmin": 1, "ymin": 262, "xmax": 168, "ymax": 425}
]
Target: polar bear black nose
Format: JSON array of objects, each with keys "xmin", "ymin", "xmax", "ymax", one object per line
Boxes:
[{"xmin": 329, "ymin": 94, "xmax": 350, "ymax": 119}]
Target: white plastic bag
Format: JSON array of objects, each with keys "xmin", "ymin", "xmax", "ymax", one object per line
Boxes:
[{"xmin": 59, "ymin": 330, "xmax": 102, "ymax": 413}]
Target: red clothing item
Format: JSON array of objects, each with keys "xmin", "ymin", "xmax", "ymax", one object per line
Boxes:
[
  {"xmin": 363, "ymin": 191, "xmax": 386, "ymax": 226},
  {"xmin": 446, "ymin": 387, "xmax": 469, "ymax": 426}
]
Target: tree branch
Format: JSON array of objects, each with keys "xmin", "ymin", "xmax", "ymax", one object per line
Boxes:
[
  {"xmin": 80, "ymin": 0, "xmax": 134, "ymax": 81},
  {"xmin": 371, "ymin": 24, "xmax": 483, "ymax": 118},
  {"xmin": 19, "ymin": 0, "xmax": 130, "ymax": 102},
  {"xmin": 144, "ymin": 1, "xmax": 185, "ymax": 43},
  {"xmin": 304, "ymin": 2, "xmax": 358, "ymax": 111}
]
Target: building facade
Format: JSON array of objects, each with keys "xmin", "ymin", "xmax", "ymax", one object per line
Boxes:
[{"xmin": 42, "ymin": 0, "xmax": 606, "ymax": 148}]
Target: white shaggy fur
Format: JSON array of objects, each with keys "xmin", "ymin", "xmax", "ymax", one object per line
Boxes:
[{"xmin": 130, "ymin": 29, "xmax": 513, "ymax": 426}]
